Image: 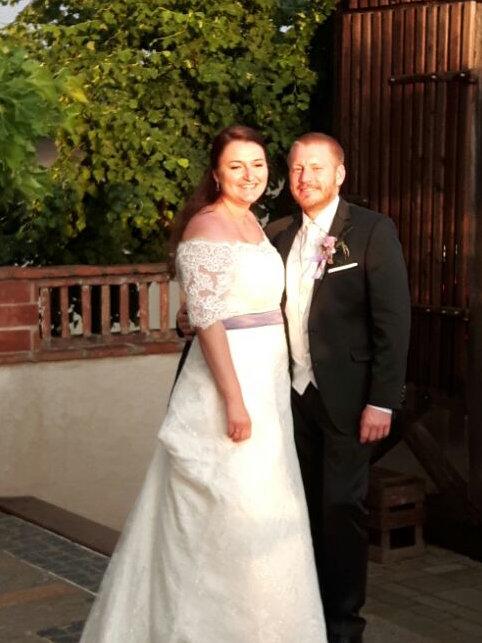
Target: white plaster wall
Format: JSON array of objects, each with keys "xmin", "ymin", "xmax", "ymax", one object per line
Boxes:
[{"xmin": 1, "ymin": 352, "xmax": 181, "ymax": 531}]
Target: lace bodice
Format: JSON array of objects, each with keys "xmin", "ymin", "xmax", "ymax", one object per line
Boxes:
[{"xmin": 176, "ymin": 238, "xmax": 284, "ymax": 329}]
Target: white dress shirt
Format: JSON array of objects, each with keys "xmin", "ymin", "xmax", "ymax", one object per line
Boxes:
[
  {"xmin": 285, "ymin": 196, "xmax": 391, "ymax": 415},
  {"xmin": 286, "ymin": 197, "xmax": 339, "ymax": 395}
]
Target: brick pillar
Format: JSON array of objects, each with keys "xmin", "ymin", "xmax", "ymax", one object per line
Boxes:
[{"xmin": 0, "ymin": 281, "xmax": 38, "ymax": 354}]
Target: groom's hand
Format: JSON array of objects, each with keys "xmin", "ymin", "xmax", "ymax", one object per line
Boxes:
[
  {"xmin": 359, "ymin": 406, "xmax": 391, "ymax": 443},
  {"xmin": 176, "ymin": 303, "xmax": 195, "ymax": 339}
]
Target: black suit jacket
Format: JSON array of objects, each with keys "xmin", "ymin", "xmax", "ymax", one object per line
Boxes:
[{"xmin": 272, "ymin": 198, "xmax": 411, "ymax": 432}]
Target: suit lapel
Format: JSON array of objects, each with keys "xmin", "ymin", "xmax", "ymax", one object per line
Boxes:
[
  {"xmin": 328, "ymin": 198, "xmax": 351, "ymax": 241},
  {"xmin": 277, "ymin": 215, "xmax": 301, "ymax": 267},
  {"xmin": 311, "ymin": 198, "xmax": 351, "ymax": 300}
]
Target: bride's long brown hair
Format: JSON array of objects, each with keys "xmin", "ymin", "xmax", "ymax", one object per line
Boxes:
[{"xmin": 170, "ymin": 125, "xmax": 267, "ymax": 252}]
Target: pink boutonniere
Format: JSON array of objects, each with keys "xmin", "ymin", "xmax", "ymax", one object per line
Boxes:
[
  {"xmin": 312, "ymin": 234, "xmax": 351, "ymax": 279},
  {"xmin": 313, "ymin": 235, "xmax": 337, "ymax": 279}
]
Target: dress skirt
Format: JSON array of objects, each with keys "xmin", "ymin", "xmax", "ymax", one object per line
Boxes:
[{"xmin": 80, "ymin": 324, "xmax": 326, "ymax": 642}]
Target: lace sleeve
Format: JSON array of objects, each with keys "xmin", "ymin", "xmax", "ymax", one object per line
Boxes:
[{"xmin": 176, "ymin": 240, "xmax": 236, "ymax": 329}]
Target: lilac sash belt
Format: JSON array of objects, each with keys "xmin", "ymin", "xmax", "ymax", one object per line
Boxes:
[{"xmin": 222, "ymin": 309, "xmax": 283, "ymax": 330}]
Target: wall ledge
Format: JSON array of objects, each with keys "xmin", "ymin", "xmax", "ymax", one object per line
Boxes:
[
  {"xmin": 0, "ymin": 337, "xmax": 184, "ymax": 366},
  {"xmin": 0, "ymin": 496, "xmax": 119, "ymax": 556}
]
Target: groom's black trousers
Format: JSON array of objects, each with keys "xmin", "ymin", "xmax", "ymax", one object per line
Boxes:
[{"xmin": 291, "ymin": 383, "xmax": 373, "ymax": 640}]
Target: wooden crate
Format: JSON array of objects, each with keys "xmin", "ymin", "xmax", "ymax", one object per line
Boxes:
[{"xmin": 367, "ymin": 467, "xmax": 425, "ymax": 563}]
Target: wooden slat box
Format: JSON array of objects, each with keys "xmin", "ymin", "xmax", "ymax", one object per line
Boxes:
[{"xmin": 367, "ymin": 467, "xmax": 425, "ymax": 563}]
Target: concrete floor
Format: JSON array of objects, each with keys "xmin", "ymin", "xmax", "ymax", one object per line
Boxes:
[{"xmin": 1, "ymin": 512, "xmax": 482, "ymax": 642}]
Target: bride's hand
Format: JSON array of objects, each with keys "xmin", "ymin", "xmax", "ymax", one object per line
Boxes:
[{"xmin": 225, "ymin": 398, "xmax": 251, "ymax": 443}]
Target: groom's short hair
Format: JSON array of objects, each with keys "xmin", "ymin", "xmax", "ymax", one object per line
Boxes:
[{"xmin": 288, "ymin": 132, "xmax": 345, "ymax": 165}]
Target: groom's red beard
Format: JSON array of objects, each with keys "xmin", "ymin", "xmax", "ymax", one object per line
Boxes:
[{"xmin": 292, "ymin": 183, "xmax": 339, "ymax": 215}]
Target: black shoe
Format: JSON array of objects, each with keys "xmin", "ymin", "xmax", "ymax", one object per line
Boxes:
[{"xmin": 328, "ymin": 635, "xmax": 363, "ymax": 643}]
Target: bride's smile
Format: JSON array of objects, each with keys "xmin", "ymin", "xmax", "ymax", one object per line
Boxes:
[{"xmin": 213, "ymin": 139, "xmax": 268, "ymax": 208}]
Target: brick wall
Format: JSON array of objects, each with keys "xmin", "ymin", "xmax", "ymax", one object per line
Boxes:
[{"xmin": 0, "ymin": 280, "xmax": 38, "ymax": 359}]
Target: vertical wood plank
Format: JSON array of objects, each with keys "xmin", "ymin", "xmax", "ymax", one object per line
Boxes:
[
  {"xmin": 39, "ymin": 287, "xmax": 51, "ymax": 341},
  {"xmin": 454, "ymin": 3, "xmax": 474, "ymax": 311},
  {"xmin": 456, "ymin": 82, "xmax": 476, "ymax": 311},
  {"xmin": 350, "ymin": 13, "xmax": 362, "ymax": 197},
  {"xmin": 369, "ymin": 11, "xmax": 382, "ymax": 210},
  {"xmin": 428, "ymin": 4, "xmax": 449, "ymax": 385},
  {"xmin": 119, "ymin": 283, "xmax": 129, "ymax": 334},
  {"xmin": 389, "ymin": 7, "xmax": 404, "ymax": 232},
  {"xmin": 442, "ymin": 81, "xmax": 459, "ymax": 306},
  {"xmin": 339, "ymin": 15, "xmax": 353, "ymax": 158},
  {"xmin": 159, "ymin": 280, "xmax": 169, "ymax": 332},
  {"xmin": 399, "ymin": 7, "xmax": 415, "ymax": 268},
  {"xmin": 448, "ymin": 1, "xmax": 463, "ymax": 70},
  {"xmin": 138, "ymin": 283, "xmax": 149, "ymax": 333},
  {"xmin": 60, "ymin": 286, "xmax": 69, "ymax": 338},
  {"xmin": 431, "ymin": 3, "xmax": 449, "ymax": 309},
  {"xmin": 445, "ymin": 1, "xmax": 463, "ymax": 296},
  {"xmin": 437, "ymin": 3, "xmax": 450, "ymax": 71},
  {"xmin": 431, "ymin": 83, "xmax": 446, "ymax": 309},
  {"xmin": 359, "ymin": 12, "xmax": 372, "ymax": 202},
  {"xmin": 420, "ymin": 7, "xmax": 437, "ymax": 307},
  {"xmin": 81, "ymin": 285, "xmax": 91, "ymax": 338},
  {"xmin": 409, "ymin": 81, "xmax": 422, "ymax": 306},
  {"xmin": 379, "ymin": 10, "xmax": 392, "ymax": 217},
  {"xmin": 461, "ymin": 1, "xmax": 476, "ymax": 69},
  {"xmin": 425, "ymin": 4, "xmax": 437, "ymax": 73},
  {"xmin": 101, "ymin": 284, "xmax": 111, "ymax": 336},
  {"xmin": 419, "ymin": 88, "xmax": 434, "ymax": 307},
  {"xmin": 409, "ymin": 7, "xmax": 426, "ymax": 305}
]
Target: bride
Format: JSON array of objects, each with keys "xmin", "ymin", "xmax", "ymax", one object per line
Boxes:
[{"xmin": 80, "ymin": 125, "xmax": 327, "ymax": 642}]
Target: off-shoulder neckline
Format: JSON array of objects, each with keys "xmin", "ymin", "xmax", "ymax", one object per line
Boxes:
[{"xmin": 178, "ymin": 235, "xmax": 269, "ymax": 248}]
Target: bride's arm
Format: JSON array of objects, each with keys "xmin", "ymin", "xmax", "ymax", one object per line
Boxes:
[
  {"xmin": 178, "ymin": 213, "xmax": 251, "ymax": 443},
  {"xmin": 197, "ymin": 322, "xmax": 251, "ymax": 443}
]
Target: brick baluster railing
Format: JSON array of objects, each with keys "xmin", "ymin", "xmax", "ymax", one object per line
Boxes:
[{"xmin": 0, "ymin": 265, "xmax": 182, "ymax": 365}]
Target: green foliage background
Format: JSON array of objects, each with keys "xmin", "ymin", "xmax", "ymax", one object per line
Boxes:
[
  {"xmin": 0, "ymin": 0, "xmax": 335, "ymax": 265},
  {"xmin": 0, "ymin": 42, "xmax": 83, "ymax": 264}
]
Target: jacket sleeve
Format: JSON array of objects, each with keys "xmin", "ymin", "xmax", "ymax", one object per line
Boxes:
[{"xmin": 365, "ymin": 216, "xmax": 411, "ymax": 409}]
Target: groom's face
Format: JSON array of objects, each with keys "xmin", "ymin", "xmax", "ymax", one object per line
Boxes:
[{"xmin": 288, "ymin": 142, "xmax": 345, "ymax": 218}]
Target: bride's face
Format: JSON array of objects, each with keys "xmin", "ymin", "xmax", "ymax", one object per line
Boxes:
[{"xmin": 214, "ymin": 140, "xmax": 268, "ymax": 207}]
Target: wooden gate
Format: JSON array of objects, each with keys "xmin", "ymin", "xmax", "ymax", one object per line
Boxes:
[{"xmin": 335, "ymin": 0, "xmax": 479, "ymax": 396}]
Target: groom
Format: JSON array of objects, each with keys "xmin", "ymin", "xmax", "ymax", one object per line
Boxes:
[{"xmin": 270, "ymin": 132, "xmax": 410, "ymax": 642}]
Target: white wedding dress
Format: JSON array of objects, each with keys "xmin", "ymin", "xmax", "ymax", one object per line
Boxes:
[{"xmin": 80, "ymin": 237, "xmax": 327, "ymax": 642}]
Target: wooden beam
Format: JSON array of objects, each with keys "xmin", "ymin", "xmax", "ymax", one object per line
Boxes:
[
  {"xmin": 401, "ymin": 413, "xmax": 480, "ymax": 523},
  {"xmin": 388, "ymin": 70, "xmax": 478, "ymax": 85}
]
